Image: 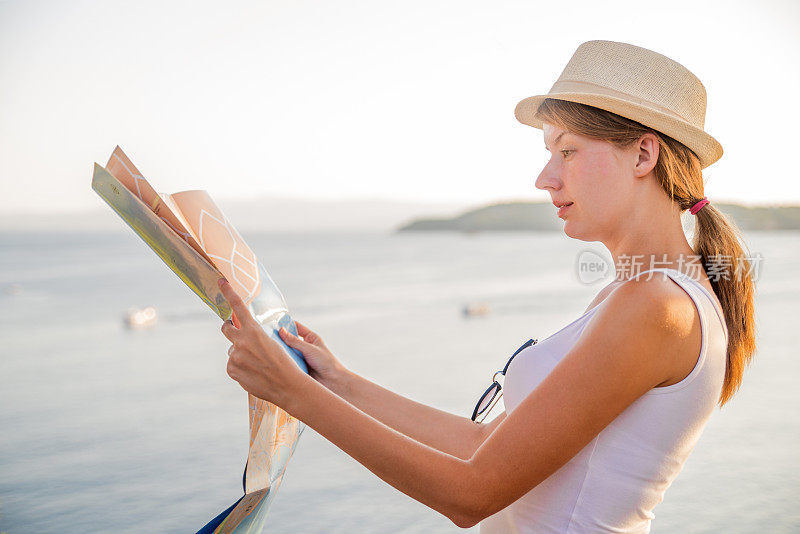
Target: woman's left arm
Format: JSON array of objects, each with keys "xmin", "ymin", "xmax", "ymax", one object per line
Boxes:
[{"xmin": 218, "ymin": 276, "xmax": 693, "ymax": 528}]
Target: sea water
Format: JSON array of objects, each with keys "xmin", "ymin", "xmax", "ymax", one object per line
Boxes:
[{"xmin": 0, "ymin": 230, "xmax": 798, "ymax": 533}]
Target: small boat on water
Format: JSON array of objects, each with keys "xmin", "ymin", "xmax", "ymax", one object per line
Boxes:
[
  {"xmin": 124, "ymin": 306, "xmax": 158, "ymax": 329},
  {"xmin": 462, "ymin": 302, "xmax": 491, "ymax": 317},
  {"xmin": 4, "ymin": 283, "xmax": 22, "ymax": 296}
]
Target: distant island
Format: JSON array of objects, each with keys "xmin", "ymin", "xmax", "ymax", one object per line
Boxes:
[{"xmin": 396, "ymin": 201, "xmax": 800, "ymax": 233}]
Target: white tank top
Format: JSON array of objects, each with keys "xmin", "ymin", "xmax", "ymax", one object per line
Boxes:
[{"xmin": 479, "ymin": 268, "xmax": 729, "ymax": 533}]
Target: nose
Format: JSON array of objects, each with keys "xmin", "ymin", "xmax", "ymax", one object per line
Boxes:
[{"xmin": 535, "ymin": 157, "xmax": 562, "ymax": 192}]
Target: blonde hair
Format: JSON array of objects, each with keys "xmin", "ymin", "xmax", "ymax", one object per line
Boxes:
[{"xmin": 535, "ymin": 98, "xmax": 757, "ymax": 407}]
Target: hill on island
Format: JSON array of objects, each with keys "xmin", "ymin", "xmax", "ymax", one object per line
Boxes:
[{"xmin": 396, "ymin": 201, "xmax": 800, "ymax": 233}]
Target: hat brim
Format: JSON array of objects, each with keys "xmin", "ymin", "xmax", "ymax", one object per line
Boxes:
[{"xmin": 515, "ymin": 93, "xmax": 723, "ymax": 169}]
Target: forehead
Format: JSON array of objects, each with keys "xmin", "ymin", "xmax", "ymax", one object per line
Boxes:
[{"xmin": 542, "ymin": 123, "xmax": 570, "ymax": 145}]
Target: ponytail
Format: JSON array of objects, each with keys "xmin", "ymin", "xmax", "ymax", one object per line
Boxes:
[{"xmin": 690, "ymin": 203, "xmax": 757, "ymax": 406}]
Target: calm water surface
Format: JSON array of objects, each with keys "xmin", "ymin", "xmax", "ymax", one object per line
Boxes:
[{"xmin": 0, "ymin": 230, "xmax": 798, "ymax": 532}]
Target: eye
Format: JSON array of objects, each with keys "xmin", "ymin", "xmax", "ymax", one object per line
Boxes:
[{"xmin": 561, "ymin": 149, "xmax": 574, "ymax": 158}]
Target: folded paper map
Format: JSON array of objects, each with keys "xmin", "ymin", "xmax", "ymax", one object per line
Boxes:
[{"xmin": 92, "ymin": 146, "xmax": 309, "ymax": 533}]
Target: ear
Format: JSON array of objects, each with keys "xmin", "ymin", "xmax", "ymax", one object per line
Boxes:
[{"xmin": 633, "ymin": 133, "xmax": 660, "ymax": 177}]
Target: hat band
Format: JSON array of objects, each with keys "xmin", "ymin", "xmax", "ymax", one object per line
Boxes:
[{"xmin": 548, "ymin": 79, "xmax": 694, "ymax": 125}]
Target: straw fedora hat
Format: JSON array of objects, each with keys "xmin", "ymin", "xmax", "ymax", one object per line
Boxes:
[{"xmin": 515, "ymin": 40, "xmax": 723, "ymax": 168}]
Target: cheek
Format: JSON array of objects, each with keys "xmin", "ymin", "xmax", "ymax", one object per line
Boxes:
[
  {"xmin": 570, "ymin": 154, "xmax": 617, "ymax": 200},
  {"xmin": 586, "ymin": 150, "xmax": 618, "ymax": 180},
  {"xmin": 568, "ymin": 153, "xmax": 628, "ymax": 222}
]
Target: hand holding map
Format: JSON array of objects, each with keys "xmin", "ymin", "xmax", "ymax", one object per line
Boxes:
[{"xmin": 92, "ymin": 147, "xmax": 308, "ymax": 533}]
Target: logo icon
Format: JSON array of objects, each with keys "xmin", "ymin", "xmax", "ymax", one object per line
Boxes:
[{"xmin": 576, "ymin": 249, "xmax": 613, "ymax": 285}]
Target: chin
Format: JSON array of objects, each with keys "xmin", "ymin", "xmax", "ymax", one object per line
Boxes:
[
  {"xmin": 563, "ymin": 221, "xmax": 594, "ymax": 242},
  {"xmin": 562, "ymin": 221, "xmax": 580, "ymax": 240}
]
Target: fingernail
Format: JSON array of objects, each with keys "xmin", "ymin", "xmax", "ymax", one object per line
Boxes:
[{"xmin": 218, "ymin": 278, "xmax": 226, "ymax": 287}]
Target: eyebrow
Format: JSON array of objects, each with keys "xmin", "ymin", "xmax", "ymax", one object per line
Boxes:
[{"xmin": 544, "ymin": 131, "xmax": 568, "ymax": 150}]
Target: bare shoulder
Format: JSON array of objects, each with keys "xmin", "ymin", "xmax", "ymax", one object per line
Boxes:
[
  {"xmin": 588, "ymin": 272, "xmax": 701, "ymax": 386},
  {"xmin": 606, "ymin": 272, "xmax": 698, "ymax": 336},
  {"xmin": 547, "ymin": 273, "xmax": 700, "ymax": 404}
]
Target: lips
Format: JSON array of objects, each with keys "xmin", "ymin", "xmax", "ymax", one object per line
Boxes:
[
  {"xmin": 552, "ymin": 201, "xmax": 573, "ymax": 208},
  {"xmin": 556, "ymin": 202, "xmax": 573, "ymax": 218}
]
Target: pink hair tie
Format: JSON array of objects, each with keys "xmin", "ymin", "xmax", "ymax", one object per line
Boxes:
[{"xmin": 689, "ymin": 197, "xmax": 710, "ymax": 215}]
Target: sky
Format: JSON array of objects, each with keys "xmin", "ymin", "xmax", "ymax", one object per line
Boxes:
[{"xmin": 1, "ymin": 0, "xmax": 798, "ymax": 215}]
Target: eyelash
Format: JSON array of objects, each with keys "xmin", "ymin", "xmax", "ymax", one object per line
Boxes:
[{"xmin": 561, "ymin": 149, "xmax": 574, "ymax": 158}]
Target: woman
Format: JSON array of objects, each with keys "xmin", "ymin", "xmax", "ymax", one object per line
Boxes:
[{"xmin": 218, "ymin": 40, "xmax": 757, "ymax": 532}]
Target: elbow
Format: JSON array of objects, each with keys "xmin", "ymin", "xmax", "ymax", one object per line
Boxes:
[
  {"xmin": 450, "ymin": 511, "xmax": 479, "ymax": 530},
  {"xmin": 447, "ymin": 461, "xmax": 499, "ymax": 528},
  {"xmin": 449, "ymin": 505, "xmax": 490, "ymax": 529},
  {"xmin": 447, "ymin": 496, "xmax": 494, "ymax": 529}
]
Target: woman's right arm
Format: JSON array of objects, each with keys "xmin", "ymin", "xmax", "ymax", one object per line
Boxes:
[{"xmin": 279, "ymin": 321, "xmax": 502, "ymax": 461}]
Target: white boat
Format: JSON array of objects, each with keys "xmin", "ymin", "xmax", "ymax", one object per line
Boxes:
[{"xmin": 124, "ymin": 306, "xmax": 158, "ymax": 329}]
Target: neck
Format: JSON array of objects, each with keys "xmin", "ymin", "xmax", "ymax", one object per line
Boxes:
[{"xmin": 604, "ymin": 194, "xmax": 697, "ymax": 282}]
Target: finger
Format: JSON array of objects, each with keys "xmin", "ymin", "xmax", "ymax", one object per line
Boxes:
[
  {"xmin": 231, "ymin": 312, "xmax": 242, "ymax": 329},
  {"xmin": 221, "ymin": 319, "xmax": 240, "ymax": 342},
  {"xmin": 218, "ymin": 278, "xmax": 251, "ymax": 325},
  {"xmin": 293, "ymin": 320, "xmax": 326, "ymax": 347},
  {"xmin": 279, "ymin": 326, "xmax": 315, "ymax": 351},
  {"xmin": 294, "ymin": 320, "xmax": 315, "ymax": 338},
  {"xmin": 294, "ymin": 320, "xmax": 323, "ymax": 344},
  {"xmin": 226, "ymin": 356, "xmax": 240, "ymax": 381},
  {"xmin": 227, "ymin": 345, "xmax": 245, "ymax": 368}
]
